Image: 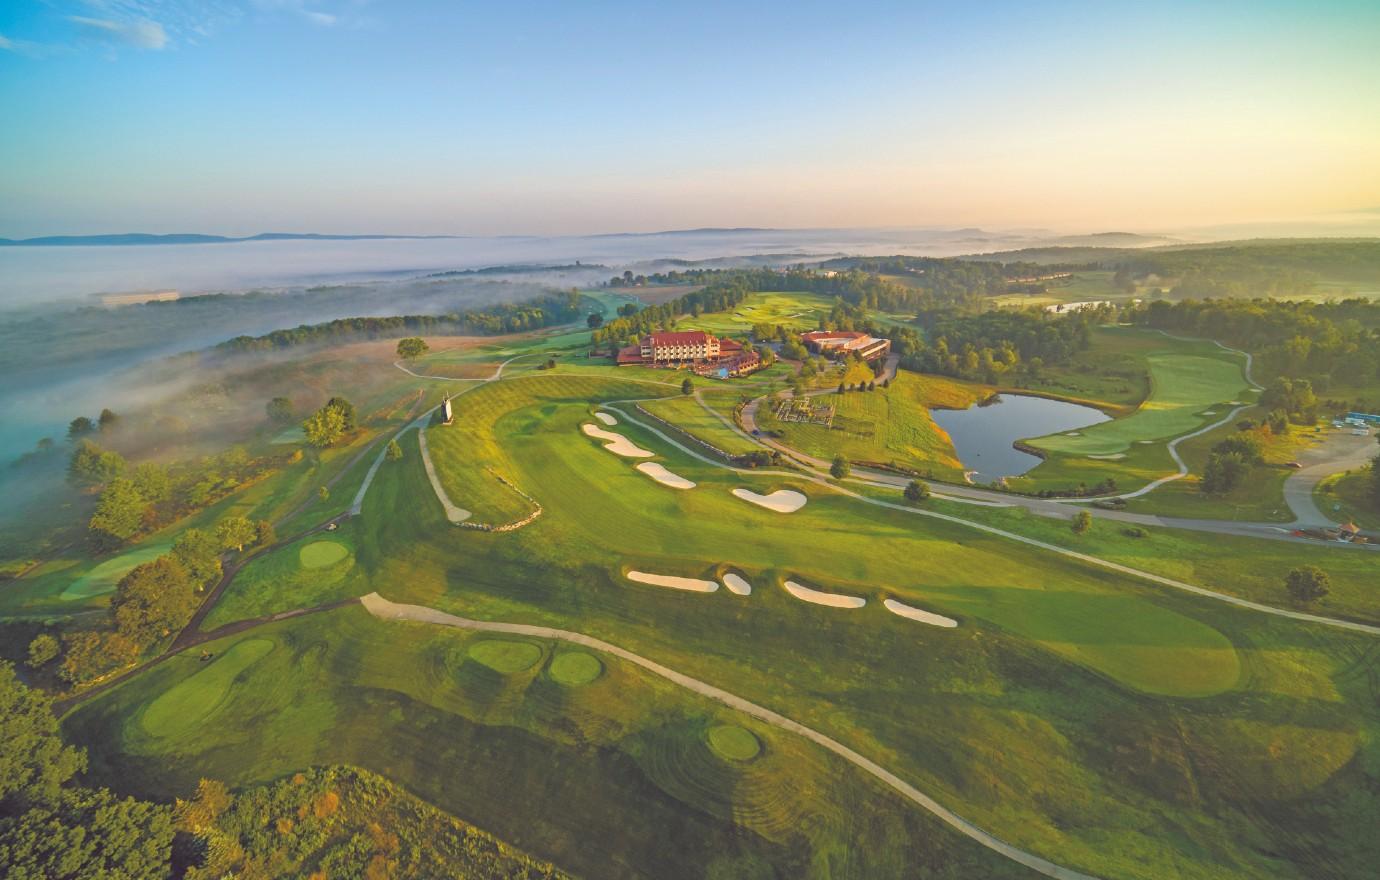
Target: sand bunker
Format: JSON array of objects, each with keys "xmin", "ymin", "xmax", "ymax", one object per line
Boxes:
[
  {"xmin": 721, "ymin": 572, "xmax": 752, "ymax": 596},
  {"xmin": 582, "ymin": 423, "xmax": 654, "ymax": 458},
  {"xmin": 626, "ymin": 570, "xmax": 720, "ymax": 593},
  {"xmin": 594, "ymin": 411, "xmax": 618, "ymax": 426},
  {"xmin": 732, "ymin": 488, "xmax": 807, "ymax": 513},
  {"xmin": 784, "ymin": 580, "xmax": 865, "ymax": 608},
  {"xmin": 636, "ymin": 462, "xmax": 696, "ymax": 489},
  {"xmin": 1200, "ymin": 410, "xmax": 1217, "ymax": 416},
  {"xmin": 883, "ymin": 598, "xmax": 958, "ymax": 628},
  {"xmin": 1085, "ymin": 453, "xmax": 1126, "ymax": 461}
]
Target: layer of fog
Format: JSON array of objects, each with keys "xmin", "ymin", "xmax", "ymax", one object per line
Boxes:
[{"xmin": 0, "ymin": 227, "xmax": 1183, "ymax": 310}]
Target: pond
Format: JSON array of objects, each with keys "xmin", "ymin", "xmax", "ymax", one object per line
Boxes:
[{"xmin": 930, "ymin": 394, "xmax": 1110, "ymax": 483}]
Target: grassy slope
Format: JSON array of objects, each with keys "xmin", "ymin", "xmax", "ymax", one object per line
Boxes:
[
  {"xmin": 67, "ymin": 606, "xmax": 1023, "ymax": 880},
  {"xmin": 1030, "ymin": 352, "xmax": 1251, "ymax": 456},
  {"xmin": 1316, "ymin": 468, "xmax": 1380, "ymax": 530},
  {"xmin": 640, "ymin": 394, "xmax": 761, "ymax": 456},
  {"xmin": 772, "ymin": 372, "xmax": 981, "ymax": 479},
  {"xmin": 675, "ymin": 291, "xmax": 833, "ymax": 337},
  {"xmin": 180, "ymin": 374, "xmax": 1380, "ymax": 879}
]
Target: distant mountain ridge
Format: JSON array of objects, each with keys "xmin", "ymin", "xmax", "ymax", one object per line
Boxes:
[{"xmin": 0, "ymin": 232, "xmax": 461, "ymax": 247}]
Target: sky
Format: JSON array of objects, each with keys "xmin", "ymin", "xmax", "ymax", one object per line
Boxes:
[{"xmin": 2, "ymin": 0, "xmax": 1379, "ymax": 237}]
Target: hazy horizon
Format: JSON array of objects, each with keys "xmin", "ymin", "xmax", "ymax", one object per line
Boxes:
[{"xmin": 4, "ymin": 1, "xmax": 1379, "ymax": 238}]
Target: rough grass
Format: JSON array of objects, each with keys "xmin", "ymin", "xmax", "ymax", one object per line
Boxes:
[
  {"xmin": 773, "ymin": 371, "xmax": 981, "ymax": 479},
  {"xmin": 640, "ymin": 394, "xmax": 760, "ymax": 456},
  {"xmin": 68, "ymin": 608, "xmax": 1026, "ymax": 880}
]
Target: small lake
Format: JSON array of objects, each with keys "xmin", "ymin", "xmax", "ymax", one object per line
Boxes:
[{"xmin": 931, "ymin": 394, "xmax": 1110, "ymax": 483}]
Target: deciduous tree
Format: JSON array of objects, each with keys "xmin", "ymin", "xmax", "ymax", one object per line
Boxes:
[
  {"xmin": 111, "ymin": 556, "xmax": 197, "ymax": 646},
  {"xmin": 302, "ymin": 405, "xmax": 346, "ymax": 448},
  {"xmin": 173, "ymin": 528, "xmax": 223, "ymax": 590},
  {"xmin": 216, "ymin": 517, "xmax": 257, "ymax": 553},
  {"xmin": 67, "ymin": 440, "xmax": 126, "ymax": 489},
  {"xmin": 904, "ymin": 480, "xmax": 930, "ymax": 503},
  {"xmin": 395, "ymin": 337, "xmax": 430, "ymax": 359},
  {"xmin": 830, "ymin": 455, "xmax": 850, "ymax": 479},
  {"xmin": 88, "ymin": 478, "xmax": 147, "ymax": 547},
  {"xmin": 1285, "ymin": 566, "xmax": 1330, "ymax": 604},
  {"xmin": 26, "ymin": 634, "xmax": 59, "ymax": 669},
  {"xmin": 1071, "ymin": 510, "xmax": 1093, "ymax": 535},
  {"xmin": 266, "ymin": 397, "xmax": 295, "ymax": 424}
]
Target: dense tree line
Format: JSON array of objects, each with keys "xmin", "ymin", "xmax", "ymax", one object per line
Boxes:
[
  {"xmin": 1, "ymin": 668, "xmax": 566, "ymax": 878},
  {"xmin": 1110, "ymin": 240, "xmax": 1380, "ymax": 298},
  {"xmin": 590, "ymin": 277, "xmax": 756, "ymax": 348},
  {"xmin": 1125, "ymin": 298, "xmax": 1380, "ymax": 399},
  {"xmin": 216, "ymin": 291, "xmax": 584, "ymax": 354},
  {"xmin": 893, "ymin": 308, "xmax": 1103, "ymax": 383}
]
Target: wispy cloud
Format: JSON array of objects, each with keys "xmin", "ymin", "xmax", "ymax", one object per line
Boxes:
[
  {"xmin": 304, "ymin": 10, "xmax": 336, "ymax": 27},
  {"xmin": 68, "ymin": 15, "xmax": 169, "ymax": 49}
]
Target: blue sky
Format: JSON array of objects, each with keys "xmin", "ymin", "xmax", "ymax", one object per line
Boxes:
[{"xmin": 2, "ymin": 1, "xmax": 1378, "ymax": 236}]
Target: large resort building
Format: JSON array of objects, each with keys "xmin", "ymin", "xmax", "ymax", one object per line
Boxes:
[
  {"xmin": 615, "ymin": 330, "xmax": 762, "ymax": 378},
  {"xmin": 800, "ymin": 330, "xmax": 892, "ymax": 362}
]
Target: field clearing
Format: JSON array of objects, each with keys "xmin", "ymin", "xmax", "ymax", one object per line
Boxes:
[
  {"xmin": 1029, "ymin": 350, "xmax": 1252, "ymax": 456},
  {"xmin": 674, "ymin": 291, "xmax": 832, "ymax": 337},
  {"xmin": 1316, "ymin": 469, "xmax": 1380, "ymax": 530},
  {"xmin": 58, "ymin": 541, "xmax": 172, "ymax": 602}
]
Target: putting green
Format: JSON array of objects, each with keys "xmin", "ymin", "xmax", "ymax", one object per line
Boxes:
[
  {"xmin": 548, "ymin": 651, "xmax": 603, "ymax": 686},
  {"xmin": 60, "ymin": 543, "xmax": 172, "ymax": 601},
  {"xmin": 468, "ymin": 640, "xmax": 543, "ymax": 674},
  {"xmin": 707, "ymin": 725, "xmax": 761, "ymax": 761},
  {"xmin": 138, "ymin": 639, "xmax": 274, "ymax": 739},
  {"xmin": 299, "ymin": 540, "xmax": 350, "ymax": 569}
]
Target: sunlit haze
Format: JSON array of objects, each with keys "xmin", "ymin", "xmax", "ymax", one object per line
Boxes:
[{"xmin": 3, "ymin": 0, "xmax": 1379, "ymax": 237}]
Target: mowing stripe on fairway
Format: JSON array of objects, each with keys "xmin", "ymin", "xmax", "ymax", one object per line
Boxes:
[
  {"xmin": 600, "ymin": 402, "xmax": 1380, "ymax": 638},
  {"xmin": 361, "ymin": 592, "xmax": 1101, "ymax": 880}
]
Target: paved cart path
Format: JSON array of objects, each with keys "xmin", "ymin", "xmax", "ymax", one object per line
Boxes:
[{"xmin": 361, "ymin": 592, "xmax": 1101, "ymax": 880}]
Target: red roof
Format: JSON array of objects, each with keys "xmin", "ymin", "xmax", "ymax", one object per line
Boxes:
[
  {"xmin": 647, "ymin": 330, "xmax": 711, "ymax": 346},
  {"xmin": 719, "ymin": 337, "xmax": 743, "ymax": 352},
  {"xmin": 801, "ymin": 330, "xmax": 865, "ymax": 342},
  {"xmin": 615, "ymin": 345, "xmax": 644, "ymax": 365}
]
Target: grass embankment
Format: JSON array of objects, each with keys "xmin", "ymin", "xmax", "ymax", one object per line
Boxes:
[
  {"xmin": 1316, "ymin": 469, "xmax": 1380, "ymax": 530},
  {"xmin": 772, "ymin": 371, "xmax": 981, "ymax": 479},
  {"xmin": 640, "ymin": 394, "xmax": 760, "ymax": 456},
  {"xmin": 68, "ymin": 606, "xmax": 1023, "ymax": 880},
  {"xmin": 424, "ymin": 374, "xmax": 673, "ymax": 524},
  {"xmin": 1125, "ymin": 409, "xmax": 1325, "ymax": 521},
  {"xmin": 77, "ymin": 372, "xmax": 1380, "ymax": 880}
]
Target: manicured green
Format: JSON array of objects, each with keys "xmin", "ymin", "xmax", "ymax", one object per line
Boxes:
[
  {"xmin": 547, "ymin": 651, "xmax": 603, "ymax": 686},
  {"xmin": 59, "ymin": 542, "xmax": 172, "ymax": 601},
  {"xmin": 706, "ymin": 724, "xmax": 761, "ymax": 761},
  {"xmin": 675, "ymin": 291, "xmax": 832, "ymax": 337},
  {"xmin": 1030, "ymin": 351, "xmax": 1251, "ymax": 456},
  {"xmin": 139, "ymin": 638, "xmax": 274, "ymax": 739},
  {"xmin": 468, "ymin": 639, "xmax": 543, "ymax": 673},
  {"xmin": 299, "ymin": 540, "xmax": 350, "ymax": 569}
]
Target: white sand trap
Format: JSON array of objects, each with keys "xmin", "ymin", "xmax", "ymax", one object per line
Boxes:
[
  {"xmin": 636, "ymin": 462, "xmax": 696, "ymax": 489},
  {"xmin": 721, "ymin": 573, "xmax": 752, "ymax": 596},
  {"xmin": 594, "ymin": 411, "xmax": 618, "ymax": 426},
  {"xmin": 884, "ymin": 598, "xmax": 957, "ymax": 628},
  {"xmin": 1200, "ymin": 410, "xmax": 1217, "ymax": 416},
  {"xmin": 732, "ymin": 488, "xmax": 807, "ymax": 513},
  {"xmin": 1086, "ymin": 453, "xmax": 1126, "ymax": 460},
  {"xmin": 582, "ymin": 423, "xmax": 654, "ymax": 458},
  {"xmin": 1063, "ymin": 431, "xmax": 1081, "ymax": 436},
  {"xmin": 626, "ymin": 571, "xmax": 719, "ymax": 593},
  {"xmin": 784, "ymin": 580, "xmax": 865, "ymax": 608}
]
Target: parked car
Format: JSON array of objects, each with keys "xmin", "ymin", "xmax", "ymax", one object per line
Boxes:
[{"xmin": 1286, "ymin": 461, "xmax": 1304, "ymax": 469}]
